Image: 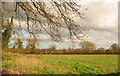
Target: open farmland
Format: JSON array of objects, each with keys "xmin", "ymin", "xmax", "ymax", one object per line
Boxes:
[{"xmin": 2, "ymin": 52, "xmax": 119, "ymax": 75}]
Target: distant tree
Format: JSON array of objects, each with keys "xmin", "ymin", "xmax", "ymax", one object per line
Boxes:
[
  {"xmin": 80, "ymin": 41, "xmax": 96, "ymax": 50},
  {"xmin": 110, "ymin": 43, "xmax": 119, "ymax": 50},
  {"xmin": 26, "ymin": 38, "xmax": 37, "ymax": 49},
  {"xmin": 97, "ymin": 47, "xmax": 105, "ymax": 54},
  {"xmin": 16, "ymin": 38, "xmax": 23, "ymax": 49},
  {"xmin": 35, "ymin": 40, "xmax": 40, "ymax": 49},
  {"xmin": 48, "ymin": 44, "xmax": 56, "ymax": 54},
  {"xmin": 49, "ymin": 44, "xmax": 56, "ymax": 51},
  {"xmin": 11, "ymin": 38, "xmax": 23, "ymax": 49},
  {"xmin": 97, "ymin": 47, "xmax": 105, "ymax": 50}
]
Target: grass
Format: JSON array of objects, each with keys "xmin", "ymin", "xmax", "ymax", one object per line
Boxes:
[{"xmin": 2, "ymin": 52, "xmax": 119, "ymax": 75}]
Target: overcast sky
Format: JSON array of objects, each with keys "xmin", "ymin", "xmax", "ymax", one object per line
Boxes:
[
  {"xmin": 83, "ymin": 2, "xmax": 118, "ymax": 49},
  {"xmin": 7, "ymin": 1, "xmax": 118, "ymax": 49},
  {"xmin": 34, "ymin": 1, "xmax": 118, "ymax": 49}
]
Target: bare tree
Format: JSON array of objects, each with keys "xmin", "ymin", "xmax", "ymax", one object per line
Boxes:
[
  {"xmin": 16, "ymin": 38, "xmax": 23, "ymax": 49},
  {"xmin": 80, "ymin": 41, "xmax": 96, "ymax": 50},
  {"xmin": 26, "ymin": 38, "xmax": 37, "ymax": 49},
  {"xmin": 1, "ymin": 1, "xmax": 87, "ymax": 48}
]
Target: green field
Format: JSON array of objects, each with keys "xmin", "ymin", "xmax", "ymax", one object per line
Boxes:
[{"xmin": 2, "ymin": 52, "xmax": 119, "ymax": 75}]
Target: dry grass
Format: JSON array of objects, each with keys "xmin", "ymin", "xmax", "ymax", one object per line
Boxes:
[
  {"xmin": 13, "ymin": 55, "xmax": 43, "ymax": 73},
  {"xmin": 10, "ymin": 54, "xmax": 69, "ymax": 74},
  {"xmin": 15, "ymin": 56, "xmax": 39, "ymax": 67}
]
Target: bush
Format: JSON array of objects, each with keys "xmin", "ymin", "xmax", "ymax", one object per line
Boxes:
[{"xmin": 2, "ymin": 48, "xmax": 120, "ymax": 54}]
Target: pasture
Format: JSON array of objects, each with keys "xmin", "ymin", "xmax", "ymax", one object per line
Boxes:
[{"xmin": 2, "ymin": 52, "xmax": 119, "ymax": 75}]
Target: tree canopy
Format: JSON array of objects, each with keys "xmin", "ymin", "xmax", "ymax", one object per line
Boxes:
[
  {"xmin": 110, "ymin": 43, "xmax": 119, "ymax": 50},
  {"xmin": 80, "ymin": 41, "xmax": 96, "ymax": 50}
]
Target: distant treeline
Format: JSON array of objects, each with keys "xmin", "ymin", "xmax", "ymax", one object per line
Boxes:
[{"xmin": 3, "ymin": 48, "xmax": 120, "ymax": 54}]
